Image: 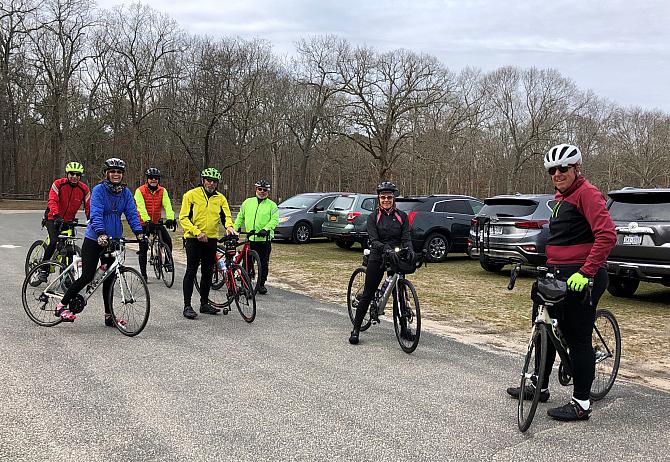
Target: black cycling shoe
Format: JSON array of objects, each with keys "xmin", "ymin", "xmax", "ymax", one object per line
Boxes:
[
  {"xmin": 506, "ymin": 384, "xmax": 550, "ymax": 403},
  {"xmin": 349, "ymin": 329, "xmax": 360, "ymax": 345},
  {"xmin": 256, "ymin": 285, "xmax": 268, "ymax": 295},
  {"xmin": 200, "ymin": 303, "xmax": 220, "ymax": 315},
  {"xmin": 547, "ymin": 400, "xmax": 591, "ymax": 421},
  {"xmin": 37, "ymin": 270, "xmax": 49, "ymax": 283},
  {"xmin": 400, "ymin": 328, "xmax": 415, "ymax": 342},
  {"xmin": 183, "ymin": 306, "xmax": 198, "ymax": 319}
]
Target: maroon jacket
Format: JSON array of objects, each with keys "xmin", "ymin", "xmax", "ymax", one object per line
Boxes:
[
  {"xmin": 546, "ymin": 175, "xmax": 616, "ymax": 277},
  {"xmin": 47, "ymin": 178, "xmax": 91, "ymax": 221}
]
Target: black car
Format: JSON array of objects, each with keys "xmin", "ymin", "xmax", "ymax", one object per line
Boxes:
[
  {"xmin": 395, "ymin": 195, "xmax": 484, "ymax": 262},
  {"xmin": 606, "ymin": 187, "xmax": 670, "ymax": 297}
]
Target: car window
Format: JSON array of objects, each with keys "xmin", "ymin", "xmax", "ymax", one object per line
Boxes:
[
  {"xmin": 313, "ymin": 196, "xmax": 336, "ymax": 211},
  {"xmin": 279, "ymin": 194, "xmax": 321, "ymax": 209},
  {"xmin": 434, "ymin": 200, "xmax": 471, "ymax": 214},
  {"xmin": 395, "ymin": 200, "xmax": 423, "ymax": 212},
  {"xmin": 361, "ymin": 198, "xmax": 376, "ymax": 211},
  {"xmin": 608, "ymin": 199, "xmax": 670, "ymax": 222},
  {"xmin": 480, "ymin": 199, "xmax": 539, "ymax": 217},
  {"xmin": 330, "ymin": 196, "xmax": 355, "ymax": 211},
  {"xmin": 470, "ymin": 200, "xmax": 484, "ymax": 214}
]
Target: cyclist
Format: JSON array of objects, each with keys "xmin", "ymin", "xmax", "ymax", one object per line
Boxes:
[
  {"xmin": 233, "ymin": 180, "xmax": 279, "ymax": 295},
  {"xmin": 179, "ymin": 167, "xmax": 236, "ymax": 319},
  {"xmin": 506, "ymin": 144, "xmax": 616, "ymax": 421},
  {"xmin": 38, "ymin": 161, "xmax": 91, "ymax": 282},
  {"xmin": 134, "ymin": 167, "xmax": 176, "ymax": 281},
  {"xmin": 54, "ymin": 158, "xmax": 144, "ymax": 324},
  {"xmin": 349, "ymin": 181, "xmax": 414, "ymax": 345}
]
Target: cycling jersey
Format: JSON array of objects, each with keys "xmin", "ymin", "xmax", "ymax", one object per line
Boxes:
[
  {"xmin": 47, "ymin": 178, "xmax": 91, "ymax": 221},
  {"xmin": 85, "ymin": 181, "xmax": 143, "ymax": 240},
  {"xmin": 367, "ymin": 207, "xmax": 412, "ymax": 261},
  {"xmin": 134, "ymin": 184, "xmax": 175, "ymax": 224},
  {"xmin": 546, "ymin": 175, "xmax": 616, "ymax": 277},
  {"xmin": 234, "ymin": 197, "xmax": 279, "ymax": 241},
  {"xmin": 179, "ymin": 186, "xmax": 233, "ymax": 239}
]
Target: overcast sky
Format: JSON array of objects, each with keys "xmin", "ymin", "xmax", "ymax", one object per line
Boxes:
[{"xmin": 97, "ymin": 0, "xmax": 670, "ymax": 112}]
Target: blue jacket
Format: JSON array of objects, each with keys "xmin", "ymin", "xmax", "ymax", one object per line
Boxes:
[{"xmin": 85, "ymin": 182, "xmax": 143, "ymax": 240}]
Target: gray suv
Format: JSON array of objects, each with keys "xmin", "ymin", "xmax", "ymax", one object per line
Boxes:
[
  {"xmin": 468, "ymin": 194, "xmax": 555, "ymax": 272},
  {"xmin": 322, "ymin": 193, "xmax": 377, "ymax": 248},
  {"xmin": 606, "ymin": 188, "xmax": 670, "ymax": 297},
  {"xmin": 275, "ymin": 192, "xmax": 345, "ymax": 243}
]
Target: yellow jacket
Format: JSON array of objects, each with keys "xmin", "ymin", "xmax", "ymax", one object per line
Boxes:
[{"xmin": 179, "ymin": 186, "xmax": 233, "ymax": 239}]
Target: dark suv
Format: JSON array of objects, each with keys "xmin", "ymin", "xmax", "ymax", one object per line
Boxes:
[
  {"xmin": 605, "ymin": 187, "xmax": 670, "ymax": 297},
  {"xmin": 468, "ymin": 194, "xmax": 555, "ymax": 272},
  {"xmin": 395, "ymin": 195, "xmax": 483, "ymax": 262}
]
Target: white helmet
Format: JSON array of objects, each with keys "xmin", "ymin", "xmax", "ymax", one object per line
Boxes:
[{"xmin": 544, "ymin": 144, "xmax": 582, "ymax": 170}]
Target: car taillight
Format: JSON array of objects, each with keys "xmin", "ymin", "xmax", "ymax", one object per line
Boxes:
[
  {"xmin": 408, "ymin": 211, "xmax": 417, "ymax": 226},
  {"xmin": 471, "ymin": 218, "xmax": 477, "ymax": 226},
  {"xmin": 515, "ymin": 220, "xmax": 548, "ymax": 229},
  {"xmin": 520, "ymin": 244, "xmax": 537, "ymax": 253},
  {"xmin": 346, "ymin": 212, "xmax": 362, "ymax": 222}
]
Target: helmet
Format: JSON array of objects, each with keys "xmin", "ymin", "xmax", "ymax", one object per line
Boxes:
[
  {"xmin": 254, "ymin": 179, "xmax": 271, "ymax": 189},
  {"xmin": 544, "ymin": 144, "xmax": 582, "ymax": 170},
  {"xmin": 200, "ymin": 167, "xmax": 221, "ymax": 181},
  {"xmin": 65, "ymin": 161, "xmax": 84, "ymax": 174},
  {"xmin": 145, "ymin": 167, "xmax": 161, "ymax": 178},
  {"xmin": 104, "ymin": 158, "xmax": 126, "ymax": 172},
  {"xmin": 376, "ymin": 181, "xmax": 399, "ymax": 197}
]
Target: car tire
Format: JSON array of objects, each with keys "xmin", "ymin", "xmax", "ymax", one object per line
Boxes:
[
  {"xmin": 292, "ymin": 222, "xmax": 312, "ymax": 244},
  {"xmin": 335, "ymin": 240, "xmax": 354, "ymax": 249},
  {"xmin": 423, "ymin": 232, "xmax": 449, "ymax": 262},
  {"xmin": 480, "ymin": 260, "xmax": 506, "ymax": 272},
  {"xmin": 607, "ymin": 275, "xmax": 640, "ymax": 297}
]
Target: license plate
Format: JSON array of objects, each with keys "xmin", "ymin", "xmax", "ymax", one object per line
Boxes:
[
  {"xmin": 622, "ymin": 234, "xmax": 642, "ymax": 245},
  {"xmin": 328, "ymin": 215, "xmax": 337, "ymax": 222},
  {"xmin": 490, "ymin": 225, "xmax": 503, "ymax": 235}
]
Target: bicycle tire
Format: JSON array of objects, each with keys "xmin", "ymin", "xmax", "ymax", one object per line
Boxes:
[
  {"xmin": 393, "ymin": 279, "xmax": 421, "ymax": 354},
  {"xmin": 25, "ymin": 240, "xmax": 46, "ymax": 276},
  {"xmin": 231, "ymin": 264, "xmax": 256, "ymax": 323},
  {"xmin": 22, "ymin": 261, "xmax": 72, "ymax": 327},
  {"xmin": 518, "ymin": 324, "xmax": 547, "ymax": 432},
  {"xmin": 245, "ymin": 249, "xmax": 261, "ymax": 295},
  {"xmin": 590, "ymin": 309, "xmax": 621, "ymax": 401},
  {"xmin": 194, "ymin": 264, "xmax": 233, "ymax": 308},
  {"xmin": 107, "ymin": 266, "xmax": 150, "ymax": 337},
  {"xmin": 151, "ymin": 238, "xmax": 162, "ymax": 280},
  {"xmin": 347, "ymin": 267, "xmax": 371, "ymax": 332},
  {"xmin": 159, "ymin": 242, "xmax": 175, "ymax": 288}
]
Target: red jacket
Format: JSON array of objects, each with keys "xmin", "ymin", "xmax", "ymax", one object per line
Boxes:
[{"xmin": 47, "ymin": 178, "xmax": 90, "ymax": 221}]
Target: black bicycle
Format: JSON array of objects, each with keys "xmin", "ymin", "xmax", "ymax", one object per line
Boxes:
[
  {"xmin": 508, "ymin": 264, "xmax": 621, "ymax": 432},
  {"xmin": 25, "ymin": 219, "xmax": 86, "ymax": 276},
  {"xmin": 147, "ymin": 219, "xmax": 175, "ymax": 288}
]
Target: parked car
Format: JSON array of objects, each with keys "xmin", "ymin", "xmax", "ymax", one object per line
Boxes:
[
  {"xmin": 322, "ymin": 193, "xmax": 378, "ymax": 249},
  {"xmin": 394, "ymin": 195, "xmax": 484, "ymax": 262},
  {"xmin": 275, "ymin": 192, "xmax": 346, "ymax": 243},
  {"xmin": 605, "ymin": 187, "xmax": 670, "ymax": 297},
  {"xmin": 468, "ymin": 194, "xmax": 555, "ymax": 272}
]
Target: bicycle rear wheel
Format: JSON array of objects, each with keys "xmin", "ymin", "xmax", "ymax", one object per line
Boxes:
[
  {"xmin": 393, "ymin": 279, "xmax": 421, "ymax": 354},
  {"xmin": 590, "ymin": 309, "xmax": 621, "ymax": 401},
  {"xmin": 22, "ymin": 261, "xmax": 72, "ymax": 327},
  {"xmin": 25, "ymin": 240, "xmax": 46, "ymax": 275},
  {"xmin": 107, "ymin": 267, "xmax": 150, "ymax": 337},
  {"xmin": 159, "ymin": 242, "xmax": 175, "ymax": 288},
  {"xmin": 231, "ymin": 264, "xmax": 256, "ymax": 323},
  {"xmin": 518, "ymin": 324, "xmax": 547, "ymax": 432},
  {"xmin": 347, "ymin": 267, "xmax": 371, "ymax": 331},
  {"xmin": 244, "ymin": 249, "xmax": 261, "ymax": 294}
]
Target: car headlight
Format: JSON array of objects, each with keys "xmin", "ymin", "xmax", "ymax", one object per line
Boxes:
[{"xmin": 279, "ymin": 216, "xmax": 291, "ymax": 224}]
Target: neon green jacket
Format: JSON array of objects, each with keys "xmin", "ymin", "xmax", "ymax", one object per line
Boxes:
[{"xmin": 234, "ymin": 197, "xmax": 279, "ymax": 241}]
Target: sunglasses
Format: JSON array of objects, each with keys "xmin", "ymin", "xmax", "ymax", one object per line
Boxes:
[
  {"xmin": 203, "ymin": 177, "xmax": 219, "ymax": 183},
  {"xmin": 547, "ymin": 165, "xmax": 573, "ymax": 175},
  {"xmin": 379, "ymin": 195, "xmax": 394, "ymax": 201},
  {"xmin": 107, "ymin": 169, "xmax": 124, "ymax": 174},
  {"xmin": 67, "ymin": 172, "xmax": 82, "ymax": 177},
  {"xmin": 147, "ymin": 176, "xmax": 160, "ymax": 180},
  {"xmin": 256, "ymin": 187, "xmax": 269, "ymax": 192}
]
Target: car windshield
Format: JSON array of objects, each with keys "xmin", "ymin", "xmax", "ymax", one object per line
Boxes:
[
  {"xmin": 279, "ymin": 194, "xmax": 320, "ymax": 209},
  {"xmin": 330, "ymin": 196, "xmax": 355, "ymax": 210},
  {"xmin": 479, "ymin": 199, "xmax": 539, "ymax": 218},
  {"xmin": 608, "ymin": 196, "xmax": 670, "ymax": 222}
]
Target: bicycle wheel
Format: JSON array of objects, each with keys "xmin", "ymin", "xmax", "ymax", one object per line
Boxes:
[
  {"xmin": 159, "ymin": 242, "xmax": 175, "ymax": 288},
  {"xmin": 231, "ymin": 264, "xmax": 256, "ymax": 323},
  {"xmin": 22, "ymin": 261, "xmax": 73, "ymax": 327},
  {"xmin": 244, "ymin": 249, "xmax": 261, "ymax": 294},
  {"xmin": 25, "ymin": 240, "xmax": 46, "ymax": 275},
  {"xmin": 151, "ymin": 239, "xmax": 162, "ymax": 280},
  {"xmin": 347, "ymin": 267, "xmax": 372, "ymax": 332},
  {"xmin": 194, "ymin": 264, "xmax": 233, "ymax": 308},
  {"xmin": 107, "ymin": 266, "xmax": 150, "ymax": 337},
  {"xmin": 518, "ymin": 324, "xmax": 547, "ymax": 432},
  {"xmin": 393, "ymin": 279, "xmax": 421, "ymax": 354},
  {"xmin": 590, "ymin": 309, "xmax": 622, "ymax": 401}
]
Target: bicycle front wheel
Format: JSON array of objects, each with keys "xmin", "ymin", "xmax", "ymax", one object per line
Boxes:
[
  {"xmin": 244, "ymin": 249, "xmax": 261, "ymax": 294},
  {"xmin": 25, "ymin": 240, "xmax": 46, "ymax": 275},
  {"xmin": 22, "ymin": 261, "xmax": 72, "ymax": 327},
  {"xmin": 347, "ymin": 267, "xmax": 371, "ymax": 331},
  {"xmin": 518, "ymin": 324, "xmax": 547, "ymax": 432},
  {"xmin": 107, "ymin": 267, "xmax": 150, "ymax": 337},
  {"xmin": 393, "ymin": 278, "xmax": 421, "ymax": 354},
  {"xmin": 590, "ymin": 309, "xmax": 622, "ymax": 401},
  {"xmin": 159, "ymin": 242, "xmax": 175, "ymax": 288},
  {"xmin": 194, "ymin": 264, "xmax": 233, "ymax": 308},
  {"xmin": 151, "ymin": 239, "xmax": 162, "ymax": 280},
  {"xmin": 231, "ymin": 264, "xmax": 256, "ymax": 323}
]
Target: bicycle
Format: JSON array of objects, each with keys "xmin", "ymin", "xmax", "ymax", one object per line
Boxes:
[
  {"xmin": 347, "ymin": 247, "xmax": 425, "ymax": 353},
  {"xmin": 22, "ymin": 237, "xmax": 151, "ymax": 337},
  {"xmin": 146, "ymin": 219, "xmax": 175, "ymax": 288},
  {"xmin": 194, "ymin": 234, "xmax": 256, "ymax": 322},
  {"xmin": 507, "ymin": 263, "xmax": 621, "ymax": 432},
  {"xmin": 25, "ymin": 219, "xmax": 86, "ymax": 276}
]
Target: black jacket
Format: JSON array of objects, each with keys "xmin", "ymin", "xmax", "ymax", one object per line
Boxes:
[{"xmin": 367, "ymin": 207, "xmax": 413, "ymax": 260}]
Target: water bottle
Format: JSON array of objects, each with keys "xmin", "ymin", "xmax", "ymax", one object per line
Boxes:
[
  {"xmin": 380, "ymin": 276, "xmax": 392, "ymax": 295},
  {"xmin": 86, "ymin": 263, "xmax": 107, "ymax": 294},
  {"xmin": 72, "ymin": 255, "xmax": 83, "ymax": 279},
  {"xmin": 217, "ymin": 255, "xmax": 226, "ymax": 271}
]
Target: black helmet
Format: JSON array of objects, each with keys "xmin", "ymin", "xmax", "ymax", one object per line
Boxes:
[
  {"xmin": 376, "ymin": 181, "xmax": 399, "ymax": 197},
  {"xmin": 145, "ymin": 167, "xmax": 161, "ymax": 178},
  {"xmin": 104, "ymin": 158, "xmax": 126, "ymax": 172},
  {"xmin": 255, "ymin": 179, "xmax": 271, "ymax": 189}
]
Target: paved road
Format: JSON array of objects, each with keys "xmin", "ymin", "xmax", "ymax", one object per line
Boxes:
[{"xmin": 0, "ymin": 211, "xmax": 668, "ymax": 461}]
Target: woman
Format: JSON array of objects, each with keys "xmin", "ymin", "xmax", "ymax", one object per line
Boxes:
[
  {"xmin": 349, "ymin": 181, "xmax": 414, "ymax": 344},
  {"xmin": 55, "ymin": 158, "xmax": 144, "ymax": 325}
]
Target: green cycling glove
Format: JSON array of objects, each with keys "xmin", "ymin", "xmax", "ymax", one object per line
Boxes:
[{"xmin": 567, "ymin": 272, "xmax": 589, "ymax": 292}]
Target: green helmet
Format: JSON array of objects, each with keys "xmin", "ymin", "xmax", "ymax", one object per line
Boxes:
[
  {"xmin": 201, "ymin": 167, "xmax": 221, "ymax": 181},
  {"xmin": 65, "ymin": 161, "xmax": 84, "ymax": 174}
]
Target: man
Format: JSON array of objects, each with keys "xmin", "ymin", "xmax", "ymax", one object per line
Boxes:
[
  {"xmin": 179, "ymin": 167, "xmax": 236, "ymax": 319},
  {"xmin": 234, "ymin": 180, "xmax": 279, "ymax": 294},
  {"xmin": 39, "ymin": 161, "xmax": 91, "ymax": 282},
  {"xmin": 507, "ymin": 144, "xmax": 616, "ymax": 421},
  {"xmin": 134, "ymin": 167, "xmax": 176, "ymax": 281}
]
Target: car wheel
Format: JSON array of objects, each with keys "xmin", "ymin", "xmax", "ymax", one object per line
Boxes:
[
  {"xmin": 607, "ymin": 275, "xmax": 639, "ymax": 297},
  {"xmin": 423, "ymin": 233, "xmax": 449, "ymax": 262},
  {"xmin": 480, "ymin": 260, "xmax": 506, "ymax": 272},
  {"xmin": 292, "ymin": 222, "xmax": 312, "ymax": 244},
  {"xmin": 335, "ymin": 240, "xmax": 354, "ymax": 249}
]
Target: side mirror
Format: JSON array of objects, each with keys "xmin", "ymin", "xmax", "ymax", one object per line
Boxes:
[{"xmin": 314, "ymin": 206, "xmax": 324, "ymax": 212}]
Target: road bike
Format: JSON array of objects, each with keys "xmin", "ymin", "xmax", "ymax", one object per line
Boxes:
[
  {"xmin": 508, "ymin": 264, "xmax": 621, "ymax": 432},
  {"xmin": 347, "ymin": 248, "xmax": 425, "ymax": 353},
  {"xmin": 25, "ymin": 219, "xmax": 86, "ymax": 276},
  {"xmin": 147, "ymin": 219, "xmax": 175, "ymax": 288},
  {"xmin": 22, "ymin": 238, "xmax": 151, "ymax": 336}
]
